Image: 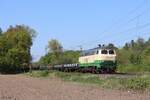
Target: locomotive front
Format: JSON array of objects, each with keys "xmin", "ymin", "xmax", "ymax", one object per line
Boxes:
[{"xmin": 79, "ymin": 48, "xmax": 117, "ymax": 73}]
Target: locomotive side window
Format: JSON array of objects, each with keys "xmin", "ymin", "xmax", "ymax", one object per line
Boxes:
[
  {"xmin": 101, "ymin": 49, "xmax": 108, "ymax": 54},
  {"xmin": 109, "ymin": 50, "xmax": 114, "ymax": 54}
]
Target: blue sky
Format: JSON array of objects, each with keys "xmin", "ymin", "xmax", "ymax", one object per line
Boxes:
[{"xmin": 0, "ymin": 0, "xmax": 150, "ymax": 61}]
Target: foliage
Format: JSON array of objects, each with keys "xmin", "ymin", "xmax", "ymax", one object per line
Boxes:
[
  {"xmin": 39, "ymin": 50, "xmax": 80, "ymax": 66},
  {"xmin": 0, "ymin": 25, "xmax": 36, "ymax": 73},
  {"xmin": 116, "ymin": 49, "xmax": 131, "ymax": 65},
  {"xmin": 117, "ymin": 37, "xmax": 150, "ymax": 73},
  {"xmin": 117, "ymin": 64, "xmax": 150, "ymax": 73},
  {"xmin": 39, "ymin": 39, "xmax": 80, "ymax": 66},
  {"xmin": 44, "ymin": 39, "xmax": 63, "ymax": 65},
  {"xmin": 59, "ymin": 50, "xmax": 80, "ymax": 64},
  {"xmin": 0, "ymin": 28, "xmax": 2, "ymax": 35},
  {"xmin": 47, "ymin": 39, "xmax": 63, "ymax": 53},
  {"xmin": 39, "ymin": 53, "xmax": 53, "ymax": 65},
  {"xmin": 142, "ymin": 46, "xmax": 150, "ymax": 66}
]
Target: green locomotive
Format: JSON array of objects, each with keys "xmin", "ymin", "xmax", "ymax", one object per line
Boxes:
[{"xmin": 79, "ymin": 48, "xmax": 117, "ymax": 73}]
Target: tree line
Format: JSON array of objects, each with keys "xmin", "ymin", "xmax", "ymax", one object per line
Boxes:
[
  {"xmin": 39, "ymin": 39, "xmax": 80, "ymax": 66},
  {"xmin": 117, "ymin": 38, "xmax": 150, "ymax": 66},
  {"xmin": 39, "ymin": 38, "xmax": 150, "ymax": 72}
]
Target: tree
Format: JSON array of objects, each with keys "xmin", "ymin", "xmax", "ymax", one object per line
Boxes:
[
  {"xmin": 124, "ymin": 43, "xmax": 129, "ymax": 50},
  {"xmin": 39, "ymin": 39, "xmax": 80, "ymax": 66},
  {"xmin": 142, "ymin": 46, "xmax": 150, "ymax": 65},
  {"xmin": 39, "ymin": 50, "xmax": 80, "ymax": 66},
  {"xmin": 130, "ymin": 40, "xmax": 135, "ymax": 48},
  {"xmin": 107, "ymin": 43, "xmax": 115, "ymax": 49},
  {"xmin": 145, "ymin": 38, "xmax": 150, "ymax": 47},
  {"xmin": 136, "ymin": 38, "xmax": 145, "ymax": 51},
  {"xmin": 0, "ymin": 25, "xmax": 36, "ymax": 73},
  {"xmin": 0, "ymin": 28, "xmax": 2, "ymax": 36},
  {"xmin": 116, "ymin": 49, "xmax": 131, "ymax": 65},
  {"xmin": 47, "ymin": 39, "xmax": 62, "ymax": 53},
  {"xmin": 60, "ymin": 50, "xmax": 80, "ymax": 64},
  {"xmin": 118, "ymin": 37, "xmax": 150, "ymax": 65},
  {"xmin": 46, "ymin": 39, "xmax": 63, "ymax": 65},
  {"xmin": 39, "ymin": 53, "xmax": 53, "ymax": 65},
  {"xmin": 102, "ymin": 43, "xmax": 118, "ymax": 50}
]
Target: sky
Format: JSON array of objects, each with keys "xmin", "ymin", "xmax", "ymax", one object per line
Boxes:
[{"xmin": 0, "ymin": 0, "xmax": 150, "ymax": 61}]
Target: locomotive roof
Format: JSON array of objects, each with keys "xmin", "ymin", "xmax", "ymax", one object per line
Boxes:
[
  {"xmin": 84, "ymin": 47, "xmax": 111, "ymax": 51},
  {"xmin": 80, "ymin": 47, "xmax": 115, "ymax": 56}
]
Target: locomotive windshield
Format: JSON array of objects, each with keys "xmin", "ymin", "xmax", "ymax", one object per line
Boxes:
[
  {"xmin": 101, "ymin": 49, "xmax": 115, "ymax": 55},
  {"xmin": 101, "ymin": 49, "xmax": 108, "ymax": 54},
  {"xmin": 109, "ymin": 50, "xmax": 115, "ymax": 54}
]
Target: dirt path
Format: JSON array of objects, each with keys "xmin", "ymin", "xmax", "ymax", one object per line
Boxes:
[{"xmin": 0, "ymin": 75, "xmax": 149, "ymax": 100}]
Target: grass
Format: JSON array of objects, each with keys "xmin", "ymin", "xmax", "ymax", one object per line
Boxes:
[
  {"xmin": 26, "ymin": 70, "xmax": 150, "ymax": 92},
  {"xmin": 26, "ymin": 70, "xmax": 49, "ymax": 77}
]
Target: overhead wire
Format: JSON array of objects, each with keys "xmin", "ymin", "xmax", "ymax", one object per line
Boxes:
[
  {"xmin": 74, "ymin": 0, "xmax": 149, "ymax": 50},
  {"xmin": 110, "ymin": 19, "xmax": 150, "ymax": 43}
]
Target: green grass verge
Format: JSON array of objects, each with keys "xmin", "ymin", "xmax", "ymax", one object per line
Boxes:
[{"xmin": 26, "ymin": 70, "xmax": 150, "ymax": 92}]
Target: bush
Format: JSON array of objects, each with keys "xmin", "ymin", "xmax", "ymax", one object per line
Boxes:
[{"xmin": 121, "ymin": 76, "xmax": 150, "ymax": 91}]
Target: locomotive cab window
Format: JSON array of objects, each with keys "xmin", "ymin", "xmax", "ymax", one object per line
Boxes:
[
  {"xmin": 101, "ymin": 49, "xmax": 108, "ymax": 54},
  {"xmin": 109, "ymin": 50, "xmax": 114, "ymax": 54}
]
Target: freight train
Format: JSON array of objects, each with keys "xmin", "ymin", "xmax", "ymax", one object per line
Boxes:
[{"xmin": 53, "ymin": 46, "xmax": 117, "ymax": 73}]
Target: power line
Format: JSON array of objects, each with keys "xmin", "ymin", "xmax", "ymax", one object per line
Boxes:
[
  {"xmin": 110, "ymin": 22, "xmax": 150, "ymax": 43},
  {"xmin": 128, "ymin": 0, "xmax": 148, "ymax": 14},
  {"xmin": 101, "ymin": 6, "xmax": 150, "ymax": 44},
  {"xmin": 76, "ymin": 0, "xmax": 149, "ymax": 49},
  {"xmin": 66, "ymin": 0, "xmax": 149, "ymax": 50},
  {"xmin": 118, "ymin": 22, "xmax": 150, "ymax": 34}
]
